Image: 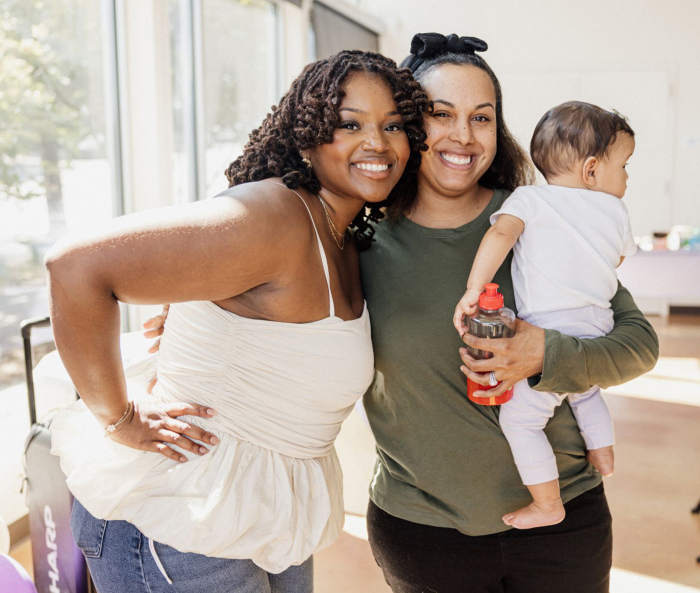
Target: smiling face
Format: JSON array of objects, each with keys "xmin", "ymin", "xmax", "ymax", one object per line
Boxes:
[
  {"xmin": 417, "ymin": 64, "xmax": 498, "ymax": 198},
  {"xmin": 306, "ymin": 71, "xmax": 411, "ymax": 205},
  {"xmin": 592, "ymin": 133, "xmax": 635, "ymax": 199}
]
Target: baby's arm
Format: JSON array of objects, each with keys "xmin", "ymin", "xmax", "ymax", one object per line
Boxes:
[
  {"xmin": 453, "ymin": 214, "xmax": 525, "ymax": 334},
  {"xmin": 468, "ymin": 215, "xmax": 525, "ymax": 291}
]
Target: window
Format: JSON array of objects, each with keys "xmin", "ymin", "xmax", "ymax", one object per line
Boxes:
[
  {"xmin": 168, "ymin": 0, "xmax": 198, "ymax": 204},
  {"xmin": 200, "ymin": 0, "xmax": 280, "ymax": 198},
  {"xmin": 0, "ymin": 0, "xmax": 121, "ymax": 526},
  {"xmin": 311, "ymin": 1, "xmax": 379, "ymax": 60},
  {"xmin": 0, "ymin": 0, "xmax": 122, "ymax": 387},
  {"xmin": 167, "ymin": 0, "xmax": 280, "ymax": 202}
]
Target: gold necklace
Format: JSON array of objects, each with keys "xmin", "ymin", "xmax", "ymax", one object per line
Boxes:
[{"xmin": 317, "ymin": 195, "xmax": 346, "ymax": 250}]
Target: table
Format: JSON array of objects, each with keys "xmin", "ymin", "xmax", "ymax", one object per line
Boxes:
[{"xmin": 616, "ymin": 250, "xmax": 700, "ymax": 317}]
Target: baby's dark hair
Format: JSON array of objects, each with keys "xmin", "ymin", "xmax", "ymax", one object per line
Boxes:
[
  {"xmin": 391, "ymin": 33, "xmax": 535, "ymax": 218},
  {"xmin": 226, "ymin": 50, "xmax": 429, "ymax": 251},
  {"xmin": 530, "ymin": 101, "xmax": 635, "ymax": 180}
]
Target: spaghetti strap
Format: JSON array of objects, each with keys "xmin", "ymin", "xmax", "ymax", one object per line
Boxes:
[{"xmin": 266, "ymin": 182, "xmax": 335, "ymax": 317}]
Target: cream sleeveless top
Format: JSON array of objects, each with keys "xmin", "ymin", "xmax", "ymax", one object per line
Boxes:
[{"xmin": 50, "ymin": 187, "xmax": 375, "ymax": 573}]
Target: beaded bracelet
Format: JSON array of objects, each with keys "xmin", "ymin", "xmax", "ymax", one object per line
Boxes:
[{"xmin": 103, "ymin": 401, "xmax": 133, "ymax": 438}]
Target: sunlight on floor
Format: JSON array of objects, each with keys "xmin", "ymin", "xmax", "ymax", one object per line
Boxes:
[
  {"xmin": 342, "ymin": 514, "xmax": 700, "ymax": 592},
  {"xmin": 343, "ymin": 513, "xmax": 370, "ymax": 541},
  {"xmin": 604, "ymin": 357, "xmax": 700, "ymax": 407},
  {"xmin": 610, "ymin": 568, "xmax": 700, "ymax": 592}
]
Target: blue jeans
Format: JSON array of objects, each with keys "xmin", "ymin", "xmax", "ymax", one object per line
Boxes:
[{"xmin": 71, "ymin": 499, "xmax": 314, "ymax": 593}]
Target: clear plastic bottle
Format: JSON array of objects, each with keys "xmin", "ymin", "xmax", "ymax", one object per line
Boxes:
[{"xmin": 465, "ymin": 283, "xmax": 516, "ymax": 405}]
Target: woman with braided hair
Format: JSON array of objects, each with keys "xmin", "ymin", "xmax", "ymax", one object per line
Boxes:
[
  {"xmin": 45, "ymin": 50, "xmax": 427, "ymax": 592},
  {"xmin": 224, "ymin": 49, "xmax": 426, "ymax": 249}
]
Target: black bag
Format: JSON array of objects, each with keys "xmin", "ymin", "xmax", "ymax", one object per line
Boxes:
[{"xmin": 21, "ymin": 317, "xmax": 94, "ymax": 593}]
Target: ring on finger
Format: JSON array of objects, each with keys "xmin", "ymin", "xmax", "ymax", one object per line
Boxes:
[{"xmin": 488, "ymin": 371, "xmax": 498, "ymax": 387}]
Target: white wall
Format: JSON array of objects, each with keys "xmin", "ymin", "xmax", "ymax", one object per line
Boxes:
[{"xmin": 356, "ymin": 0, "xmax": 700, "ymax": 237}]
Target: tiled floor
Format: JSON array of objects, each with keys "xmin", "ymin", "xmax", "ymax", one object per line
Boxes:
[{"xmin": 10, "ymin": 314, "xmax": 700, "ymax": 592}]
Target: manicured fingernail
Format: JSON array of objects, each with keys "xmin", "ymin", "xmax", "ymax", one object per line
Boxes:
[
  {"xmin": 179, "ymin": 456, "xmax": 187, "ymax": 463},
  {"xmin": 460, "ymin": 348, "xmax": 466, "ymax": 355},
  {"xmin": 206, "ymin": 408, "xmax": 216, "ymax": 416},
  {"xmin": 461, "ymin": 366, "xmax": 467, "ymax": 373},
  {"xmin": 210, "ymin": 436, "xmax": 219, "ymax": 445},
  {"xmin": 198, "ymin": 446, "xmax": 207, "ymax": 454}
]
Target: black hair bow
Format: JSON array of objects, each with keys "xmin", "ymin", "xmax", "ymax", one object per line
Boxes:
[
  {"xmin": 401, "ymin": 33, "xmax": 488, "ymax": 72},
  {"xmin": 410, "ymin": 33, "xmax": 488, "ymax": 59}
]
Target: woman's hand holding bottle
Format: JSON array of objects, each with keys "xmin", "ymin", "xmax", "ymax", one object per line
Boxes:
[{"xmin": 459, "ymin": 318, "xmax": 545, "ymax": 399}]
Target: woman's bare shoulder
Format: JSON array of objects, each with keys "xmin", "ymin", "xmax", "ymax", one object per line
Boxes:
[
  {"xmin": 215, "ymin": 179, "xmax": 305, "ymax": 209},
  {"xmin": 213, "ymin": 179, "xmax": 315, "ymax": 232}
]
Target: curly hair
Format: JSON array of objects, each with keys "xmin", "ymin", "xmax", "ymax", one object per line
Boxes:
[
  {"xmin": 390, "ymin": 34, "xmax": 536, "ymax": 218},
  {"xmin": 225, "ymin": 50, "xmax": 429, "ymax": 250}
]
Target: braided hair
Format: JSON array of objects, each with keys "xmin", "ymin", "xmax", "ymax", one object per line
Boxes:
[
  {"xmin": 226, "ymin": 50, "xmax": 429, "ymax": 250},
  {"xmin": 390, "ymin": 33, "xmax": 535, "ymax": 218}
]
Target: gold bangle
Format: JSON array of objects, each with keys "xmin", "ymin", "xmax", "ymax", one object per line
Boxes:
[{"xmin": 104, "ymin": 401, "xmax": 133, "ymax": 438}]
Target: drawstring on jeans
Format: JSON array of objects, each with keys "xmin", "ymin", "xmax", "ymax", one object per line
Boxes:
[{"xmin": 148, "ymin": 538, "xmax": 173, "ymax": 585}]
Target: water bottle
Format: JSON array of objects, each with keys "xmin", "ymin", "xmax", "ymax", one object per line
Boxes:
[{"xmin": 465, "ymin": 283, "xmax": 516, "ymax": 405}]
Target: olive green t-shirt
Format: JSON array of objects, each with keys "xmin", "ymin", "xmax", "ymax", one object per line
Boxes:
[{"xmin": 359, "ymin": 188, "xmax": 659, "ymax": 535}]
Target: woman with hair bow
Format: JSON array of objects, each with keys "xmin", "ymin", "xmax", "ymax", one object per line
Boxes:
[{"xmin": 358, "ymin": 33, "xmax": 657, "ymax": 592}]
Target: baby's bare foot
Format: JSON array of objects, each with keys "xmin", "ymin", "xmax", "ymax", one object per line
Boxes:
[
  {"xmin": 502, "ymin": 498, "xmax": 565, "ymax": 530},
  {"xmin": 587, "ymin": 446, "xmax": 615, "ymax": 477}
]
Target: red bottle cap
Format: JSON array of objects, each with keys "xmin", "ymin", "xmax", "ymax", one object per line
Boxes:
[{"xmin": 479, "ymin": 283, "xmax": 504, "ymax": 311}]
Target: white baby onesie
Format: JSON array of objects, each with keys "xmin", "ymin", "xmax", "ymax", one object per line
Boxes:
[{"xmin": 490, "ymin": 184, "xmax": 637, "ymax": 485}]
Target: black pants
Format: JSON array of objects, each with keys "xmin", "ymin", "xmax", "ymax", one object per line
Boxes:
[{"xmin": 367, "ymin": 484, "xmax": 612, "ymax": 593}]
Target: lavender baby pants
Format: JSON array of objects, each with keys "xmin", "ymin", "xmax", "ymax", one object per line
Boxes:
[{"xmin": 499, "ymin": 305, "xmax": 616, "ymax": 485}]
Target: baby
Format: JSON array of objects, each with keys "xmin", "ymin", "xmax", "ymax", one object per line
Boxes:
[{"xmin": 454, "ymin": 101, "xmax": 637, "ymax": 530}]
